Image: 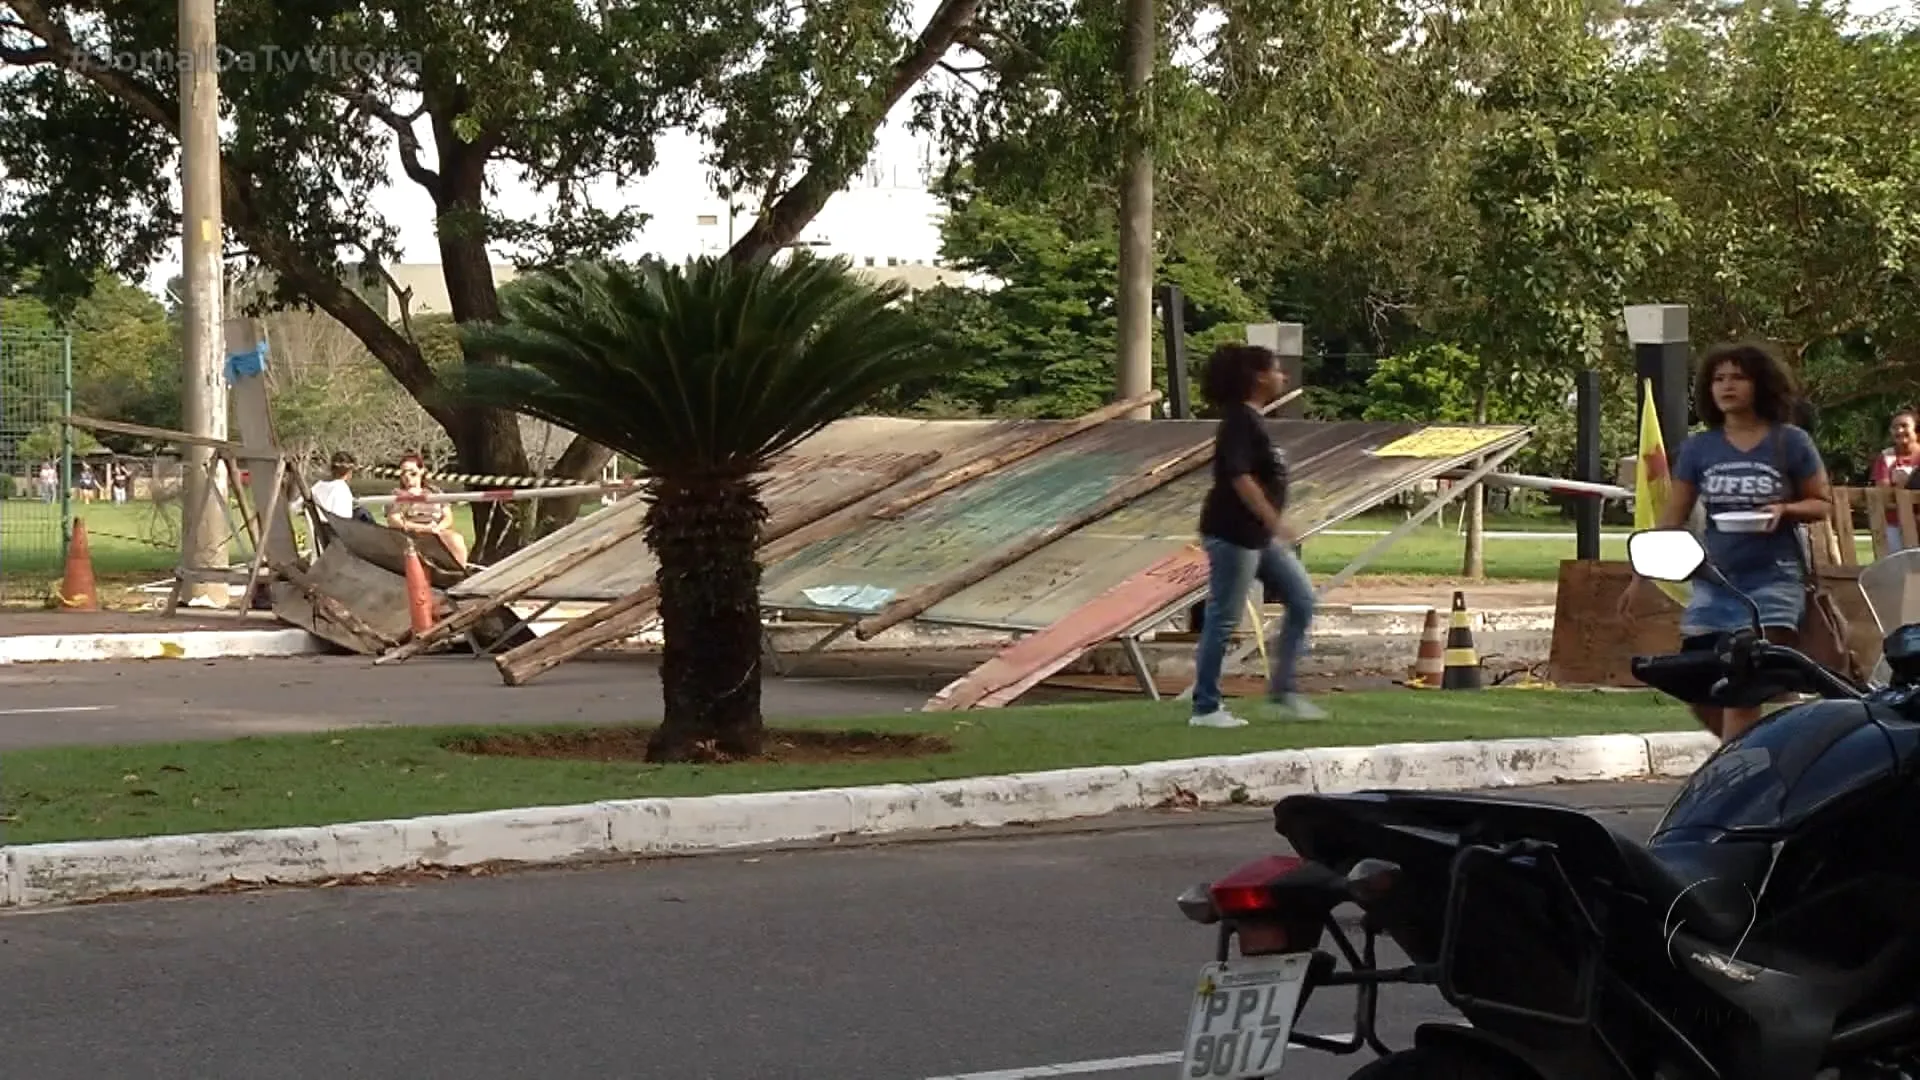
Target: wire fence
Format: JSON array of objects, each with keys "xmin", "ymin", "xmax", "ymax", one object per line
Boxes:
[{"xmin": 0, "ymin": 326, "xmax": 73, "ymax": 605}]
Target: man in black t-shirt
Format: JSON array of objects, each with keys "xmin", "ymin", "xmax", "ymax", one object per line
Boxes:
[{"xmin": 1189, "ymin": 344, "xmax": 1324, "ymax": 727}]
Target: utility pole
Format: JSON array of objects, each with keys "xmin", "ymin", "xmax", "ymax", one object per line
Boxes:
[
  {"xmin": 179, "ymin": 0, "xmax": 230, "ymax": 604},
  {"xmin": 1114, "ymin": 0, "xmax": 1155, "ymax": 418}
]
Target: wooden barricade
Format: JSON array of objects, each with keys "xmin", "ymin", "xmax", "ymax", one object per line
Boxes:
[
  {"xmin": 1547, "ymin": 559, "xmax": 1878, "ymax": 688},
  {"xmin": 1820, "ymin": 486, "xmax": 1920, "ymax": 568}
]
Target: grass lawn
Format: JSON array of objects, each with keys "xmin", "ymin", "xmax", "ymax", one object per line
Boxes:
[
  {"xmin": 0, "ymin": 498, "xmax": 500, "ymax": 604},
  {"xmin": 3, "ymin": 500, "xmax": 1874, "ymax": 597},
  {"xmin": 1299, "ymin": 528, "xmax": 1627, "ymax": 581},
  {"xmin": 0, "ymin": 501, "xmax": 1628, "ymax": 605},
  {"xmin": 4, "ymin": 501, "xmax": 1872, "ymax": 604},
  {"xmin": 0, "ymin": 689, "xmax": 1690, "ymax": 845}
]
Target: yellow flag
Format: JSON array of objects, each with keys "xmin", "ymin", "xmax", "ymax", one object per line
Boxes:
[{"xmin": 1634, "ymin": 378, "xmax": 1691, "ymax": 605}]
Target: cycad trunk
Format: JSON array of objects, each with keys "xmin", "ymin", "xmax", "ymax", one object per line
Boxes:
[{"xmin": 644, "ymin": 476, "xmax": 767, "ymax": 762}]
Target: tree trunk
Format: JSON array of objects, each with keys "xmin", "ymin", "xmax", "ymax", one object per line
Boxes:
[
  {"xmin": 533, "ymin": 436, "xmax": 617, "ymax": 536},
  {"xmin": 1115, "ymin": 0, "xmax": 1156, "ymax": 418},
  {"xmin": 1462, "ymin": 385, "xmax": 1488, "ymax": 579},
  {"xmin": 430, "ymin": 123, "xmax": 534, "ymax": 562},
  {"xmin": 644, "ymin": 475, "xmax": 769, "ymax": 762}
]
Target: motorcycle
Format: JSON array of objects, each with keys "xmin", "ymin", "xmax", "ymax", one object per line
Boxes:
[{"xmin": 1171, "ymin": 527, "xmax": 1920, "ymax": 1080}]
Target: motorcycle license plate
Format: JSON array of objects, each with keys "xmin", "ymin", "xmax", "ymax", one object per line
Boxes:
[{"xmin": 1177, "ymin": 952, "xmax": 1311, "ymax": 1078}]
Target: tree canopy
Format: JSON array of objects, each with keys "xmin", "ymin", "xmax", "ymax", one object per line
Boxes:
[
  {"xmin": 0, "ymin": 0, "xmax": 979, "ymax": 552},
  {"xmin": 899, "ymin": 0, "xmax": 1920, "ymax": 484}
]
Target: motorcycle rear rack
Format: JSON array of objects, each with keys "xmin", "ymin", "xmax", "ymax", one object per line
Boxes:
[
  {"xmin": 1258, "ymin": 914, "xmax": 1435, "ymax": 1059},
  {"xmin": 1226, "ymin": 838, "xmax": 1615, "ymax": 1065},
  {"xmin": 1435, "ymin": 838, "xmax": 1607, "ymax": 1028}
]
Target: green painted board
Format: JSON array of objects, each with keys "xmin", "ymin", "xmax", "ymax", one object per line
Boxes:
[
  {"xmin": 919, "ymin": 421, "xmax": 1528, "ymax": 630},
  {"xmin": 757, "ymin": 421, "xmax": 1205, "ymax": 615}
]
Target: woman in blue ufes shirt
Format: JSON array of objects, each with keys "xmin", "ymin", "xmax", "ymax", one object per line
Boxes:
[{"xmin": 1624, "ymin": 341, "xmax": 1832, "ymax": 742}]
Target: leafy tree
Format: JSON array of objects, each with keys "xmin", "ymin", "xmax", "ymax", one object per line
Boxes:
[
  {"xmin": 451, "ymin": 255, "xmax": 941, "ymax": 761},
  {"xmin": 3, "ymin": 273, "xmax": 180, "ymax": 439},
  {"xmin": 1423, "ymin": 1, "xmax": 1676, "ymax": 572},
  {"xmin": 0, "ymin": 0, "xmax": 981, "ymax": 555},
  {"xmin": 1621, "ymin": 4, "xmax": 1920, "ymax": 402},
  {"xmin": 890, "ymin": 196, "xmax": 1262, "ymax": 418}
]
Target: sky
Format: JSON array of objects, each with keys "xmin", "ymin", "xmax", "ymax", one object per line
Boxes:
[
  {"xmin": 138, "ymin": 0, "xmax": 1919, "ymax": 295},
  {"xmin": 140, "ymin": 0, "xmax": 952, "ymax": 295}
]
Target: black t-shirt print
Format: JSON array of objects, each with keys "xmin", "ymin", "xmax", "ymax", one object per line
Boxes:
[{"xmin": 1199, "ymin": 404, "xmax": 1288, "ymax": 549}]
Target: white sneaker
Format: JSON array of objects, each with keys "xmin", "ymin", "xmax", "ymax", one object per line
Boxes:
[
  {"xmin": 1189, "ymin": 709, "xmax": 1249, "ymax": 728},
  {"xmin": 1272, "ymin": 694, "xmax": 1328, "ymax": 720}
]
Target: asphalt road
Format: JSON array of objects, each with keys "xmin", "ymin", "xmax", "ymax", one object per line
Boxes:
[
  {"xmin": 0, "ymin": 781, "xmax": 1678, "ymax": 1080},
  {"xmin": 0, "ymin": 653, "xmax": 960, "ymax": 749}
]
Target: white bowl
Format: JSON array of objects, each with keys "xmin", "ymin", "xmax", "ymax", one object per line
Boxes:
[{"xmin": 1713, "ymin": 510, "xmax": 1773, "ymax": 533}]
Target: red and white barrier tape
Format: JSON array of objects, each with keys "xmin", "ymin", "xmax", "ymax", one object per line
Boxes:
[{"xmin": 358, "ymin": 483, "xmax": 633, "ymax": 506}]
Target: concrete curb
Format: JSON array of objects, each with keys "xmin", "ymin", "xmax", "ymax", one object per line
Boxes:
[
  {"xmin": 0, "ymin": 628, "xmax": 329, "ymax": 665},
  {"xmin": 0, "ymin": 730, "xmax": 1718, "ymax": 909}
]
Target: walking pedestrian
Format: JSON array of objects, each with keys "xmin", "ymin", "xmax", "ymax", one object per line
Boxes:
[
  {"xmin": 1188, "ymin": 343, "xmax": 1324, "ymax": 728},
  {"xmin": 1620, "ymin": 341, "xmax": 1832, "ymax": 742}
]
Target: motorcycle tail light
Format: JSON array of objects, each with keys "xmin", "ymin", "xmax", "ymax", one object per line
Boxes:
[{"xmin": 1208, "ymin": 855, "xmax": 1305, "ymax": 916}]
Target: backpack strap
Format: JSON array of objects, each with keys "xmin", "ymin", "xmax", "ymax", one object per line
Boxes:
[{"xmin": 1772, "ymin": 425, "xmax": 1814, "ymax": 583}]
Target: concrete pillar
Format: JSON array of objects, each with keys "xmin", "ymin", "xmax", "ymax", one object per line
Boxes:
[
  {"xmin": 1624, "ymin": 304, "xmax": 1691, "ymax": 453},
  {"xmin": 1246, "ymin": 322, "xmax": 1305, "ymax": 419}
]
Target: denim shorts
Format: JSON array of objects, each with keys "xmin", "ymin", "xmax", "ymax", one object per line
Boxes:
[{"xmin": 1680, "ymin": 564, "xmax": 1805, "ymax": 637}]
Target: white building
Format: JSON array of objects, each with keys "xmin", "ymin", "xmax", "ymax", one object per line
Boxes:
[{"xmin": 376, "ymin": 155, "xmax": 986, "ymax": 314}]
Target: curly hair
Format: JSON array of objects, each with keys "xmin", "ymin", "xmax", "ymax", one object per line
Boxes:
[
  {"xmin": 1693, "ymin": 341, "xmax": 1800, "ymax": 427},
  {"xmin": 1201, "ymin": 344, "xmax": 1277, "ymax": 407}
]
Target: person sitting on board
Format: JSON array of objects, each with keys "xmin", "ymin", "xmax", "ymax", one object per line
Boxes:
[
  {"xmin": 1188, "ymin": 342, "xmax": 1324, "ymax": 729},
  {"xmin": 309, "ymin": 450, "xmax": 373, "ymax": 524},
  {"xmin": 386, "ymin": 452, "xmax": 470, "ymax": 566},
  {"xmin": 1620, "ymin": 341, "xmax": 1832, "ymax": 744},
  {"xmin": 1871, "ymin": 408, "xmax": 1920, "ymax": 551}
]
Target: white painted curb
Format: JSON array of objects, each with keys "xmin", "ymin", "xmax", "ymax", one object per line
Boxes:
[
  {"xmin": 0, "ymin": 730, "xmax": 1718, "ymax": 909},
  {"xmin": 0, "ymin": 628, "xmax": 328, "ymax": 665}
]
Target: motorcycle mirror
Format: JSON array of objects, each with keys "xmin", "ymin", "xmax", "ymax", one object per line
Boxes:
[
  {"xmin": 1627, "ymin": 529, "xmax": 1764, "ymax": 633},
  {"xmin": 1627, "ymin": 529, "xmax": 1707, "ymax": 582}
]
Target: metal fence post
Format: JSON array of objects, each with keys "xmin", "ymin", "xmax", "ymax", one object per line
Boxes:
[
  {"xmin": 60, "ymin": 331, "xmax": 73, "ymax": 564},
  {"xmin": 1575, "ymin": 369, "xmax": 1602, "ymax": 560}
]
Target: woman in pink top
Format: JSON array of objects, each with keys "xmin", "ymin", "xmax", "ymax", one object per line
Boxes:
[{"xmin": 1871, "ymin": 409, "xmax": 1920, "ymax": 551}]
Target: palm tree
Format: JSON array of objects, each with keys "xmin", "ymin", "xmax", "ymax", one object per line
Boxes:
[{"xmin": 452, "ymin": 254, "xmax": 942, "ymax": 762}]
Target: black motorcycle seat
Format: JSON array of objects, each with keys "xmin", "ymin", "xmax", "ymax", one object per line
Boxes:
[{"xmin": 1604, "ymin": 826, "xmax": 1765, "ymax": 945}]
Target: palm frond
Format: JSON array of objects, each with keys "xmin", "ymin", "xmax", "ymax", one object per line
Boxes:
[{"xmin": 443, "ymin": 254, "xmax": 945, "ymax": 478}]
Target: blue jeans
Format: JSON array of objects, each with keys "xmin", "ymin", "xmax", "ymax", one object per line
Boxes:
[
  {"xmin": 1192, "ymin": 535, "xmax": 1316, "ymax": 715},
  {"xmin": 1680, "ymin": 560, "xmax": 1804, "ymax": 636}
]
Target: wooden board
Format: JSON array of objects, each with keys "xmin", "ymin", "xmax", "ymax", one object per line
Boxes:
[
  {"xmin": 917, "ymin": 421, "xmax": 1525, "ymax": 631},
  {"xmin": 325, "ymin": 514, "xmax": 465, "ymax": 588},
  {"xmin": 449, "ymin": 416, "xmax": 1050, "ymax": 603},
  {"xmin": 921, "ymin": 423, "xmax": 1532, "ymax": 710},
  {"xmin": 922, "ymin": 545, "xmax": 1211, "ymax": 711},
  {"xmin": 1547, "ymin": 559, "xmax": 1877, "ymax": 687},
  {"xmin": 270, "ymin": 541, "xmax": 435, "ymax": 655},
  {"xmin": 761, "ymin": 421, "xmax": 1205, "ymax": 619}
]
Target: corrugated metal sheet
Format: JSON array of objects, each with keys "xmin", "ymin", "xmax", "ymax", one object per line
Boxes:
[
  {"xmin": 756, "ymin": 421, "xmax": 1205, "ymax": 614},
  {"xmin": 918, "ymin": 421, "xmax": 1529, "ymax": 630},
  {"xmin": 449, "ymin": 416, "xmax": 1073, "ymax": 602}
]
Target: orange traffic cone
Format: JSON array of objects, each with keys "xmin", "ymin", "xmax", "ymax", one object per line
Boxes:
[
  {"xmin": 402, "ymin": 540, "xmax": 436, "ymax": 635},
  {"xmin": 58, "ymin": 518, "xmax": 99, "ymax": 611},
  {"xmin": 1408, "ymin": 608, "xmax": 1444, "ymax": 688}
]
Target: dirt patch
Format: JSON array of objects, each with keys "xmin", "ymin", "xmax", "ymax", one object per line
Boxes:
[
  {"xmin": 1320, "ymin": 577, "xmax": 1558, "ymax": 608},
  {"xmin": 445, "ymin": 726, "xmax": 953, "ymax": 765}
]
